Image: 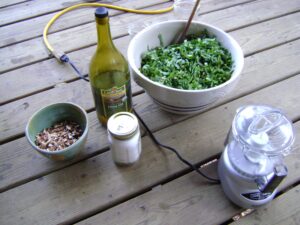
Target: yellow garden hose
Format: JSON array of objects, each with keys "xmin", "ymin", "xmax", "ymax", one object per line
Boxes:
[{"xmin": 43, "ymin": 2, "xmax": 174, "ymax": 61}]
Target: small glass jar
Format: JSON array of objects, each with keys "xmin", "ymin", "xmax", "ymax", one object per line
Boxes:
[
  {"xmin": 107, "ymin": 112, "xmax": 141, "ymax": 166},
  {"xmin": 173, "ymin": 0, "xmax": 200, "ymax": 20}
]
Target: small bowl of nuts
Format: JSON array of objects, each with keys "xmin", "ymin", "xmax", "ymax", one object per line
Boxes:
[{"xmin": 25, "ymin": 102, "xmax": 88, "ymax": 161}]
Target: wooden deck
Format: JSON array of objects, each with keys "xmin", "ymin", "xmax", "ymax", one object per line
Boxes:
[{"xmin": 0, "ymin": 0, "xmax": 300, "ymax": 224}]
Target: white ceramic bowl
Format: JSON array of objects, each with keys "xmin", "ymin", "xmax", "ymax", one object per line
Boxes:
[{"xmin": 128, "ymin": 20, "xmax": 244, "ymax": 114}]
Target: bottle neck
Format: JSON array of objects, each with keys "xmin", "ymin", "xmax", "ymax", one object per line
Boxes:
[{"xmin": 95, "ymin": 17, "xmax": 115, "ymax": 49}]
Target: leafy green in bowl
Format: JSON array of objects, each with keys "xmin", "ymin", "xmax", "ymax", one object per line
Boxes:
[{"xmin": 140, "ymin": 32, "xmax": 233, "ymax": 90}]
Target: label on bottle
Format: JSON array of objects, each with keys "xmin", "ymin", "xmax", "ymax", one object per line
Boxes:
[{"xmin": 100, "ymin": 84, "xmax": 128, "ymax": 118}]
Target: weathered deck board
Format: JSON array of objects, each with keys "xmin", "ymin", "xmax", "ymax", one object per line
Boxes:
[
  {"xmin": 0, "ymin": 0, "xmax": 29, "ymax": 9},
  {"xmin": 78, "ymin": 124, "xmax": 300, "ymax": 225},
  {"xmin": 1, "ymin": 0, "xmax": 299, "ymax": 74},
  {"xmin": 46, "ymin": 0, "xmax": 300, "ymax": 56},
  {"xmin": 1, "ymin": 0, "xmax": 299, "ymax": 224},
  {"xmin": 0, "ymin": 75, "xmax": 299, "ymax": 225},
  {"xmin": 232, "ymin": 185, "xmax": 300, "ymax": 225},
  {"xmin": 0, "ymin": 35, "xmax": 133, "ymax": 105},
  {"xmin": 1, "ymin": 34, "xmax": 300, "ymax": 192},
  {"xmin": 1, "ymin": 11, "xmax": 300, "ymax": 105},
  {"xmin": 1, "ymin": 36, "xmax": 300, "ymax": 143},
  {"xmin": 0, "ymin": 0, "xmax": 169, "ymax": 48},
  {"xmin": 230, "ymin": 11, "xmax": 300, "ymax": 56},
  {"xmin": 0, "ymin": 55, "xmax": 144, "ymax": 144},
  {"xmin": 0, "ymin": 111, "xmax": 109, "ymax": 192},
  {"xmin": 0, "ymin": 80, "xmax": 91, "ymax": 142},
  {"xmin": 0, "ymin": 0, "xmax": 167, "ymax": 48},
  {"xmin": 0, "ymin": 0, "xmax": 123, "ymax": 26},
  {"xmin": 0, "ymin": 1, "xmax": 172, "ymax": 74},
  {"xmin": 0, "ymin": 0, "xmax": 252, "ymax": 48}
]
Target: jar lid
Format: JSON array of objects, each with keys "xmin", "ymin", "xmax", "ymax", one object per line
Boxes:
[
  {"xmin": 107, "ymin": 112, "xmax": 138, "ymax": 139},
  {"xmin": 232, "ymin": 105, "xmax": 295, "ymax": 157}
]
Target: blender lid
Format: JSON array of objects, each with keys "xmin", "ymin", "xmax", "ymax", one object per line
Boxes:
[{"xmin": 232, "ymin": 105, "xmax": 295, "ymax": 156}]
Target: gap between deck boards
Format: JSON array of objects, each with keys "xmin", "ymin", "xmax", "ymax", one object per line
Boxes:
[
  {"xmin": 0, "ymin": 0, "xmax": 256, "ymax": 49},
  {"xmin": 0, "ymin": 75, "xmax": 299, "ymax": 225},
  {"xmin": 0, "ymin": 73, "xmax": 299, "ymax": 193},
  {"xmin": 0, "ymin": 0, "xmax": 130, "ymax": 27},
  {"xmin": 1, "ymin": 34, "xmax": 300, "ymax": 144},
  {"xmin": 72, "ymin": 122, "xmax": 300, "ymax": 225},
  {"xmin": 72, "ymin": 121, "xmax": 300, "ymax": 225},
  {"xmin": 1, "ymin": 8, "xmax": 300, "ymax": 107},
  {"xmin": 0, "ymin": 0, "xmax": 29, "ymax": 9},
  {"xmin": 1, "ymin": 1, "xmax": 300, "ymax": 224},
  {"xmin": 73, "ymin": 167, "xmax": 300, "ymax": 225},
  {"xmin": 1, "ymin": 36, "xmax": 300, "ymax": 194},
  {"xmin": 68, "ymin": 158, "xmax": 221, "ymax": 225},
  {"xmin": 1, "ymin": 0, "xmax": 299, "ymax": 75}
]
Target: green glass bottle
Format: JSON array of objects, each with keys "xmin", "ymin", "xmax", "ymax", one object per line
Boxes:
[{"xmin": 89, "ymin": 7, "xmax": 132, "ymax": 126}]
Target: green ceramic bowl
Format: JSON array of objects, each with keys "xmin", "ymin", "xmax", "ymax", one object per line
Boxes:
[{"xmin": 25, "ymin": 102, "xmax": 89, "ymax": 161}]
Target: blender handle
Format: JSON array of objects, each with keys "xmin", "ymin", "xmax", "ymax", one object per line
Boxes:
[
  {"xmin": 257, "ymin": 164, "xmax": 288, "ymax": 194},
  {"xmin": 224, "ymin": 127, "xmax": 232, "ymax": 146}
]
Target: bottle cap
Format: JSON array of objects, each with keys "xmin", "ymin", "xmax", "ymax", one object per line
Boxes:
[{"xmin": 95, "ymin": 7, "xmax": 108, "ymax": 18}]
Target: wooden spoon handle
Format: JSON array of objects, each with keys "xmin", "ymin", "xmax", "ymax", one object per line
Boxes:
[{"xmin": 175, "ymin": 0, "xmax": 201, "ymax": 44}]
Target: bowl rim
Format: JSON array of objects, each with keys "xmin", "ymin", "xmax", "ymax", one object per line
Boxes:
[
  {"xmin": 25, "ymin": 102, "xmax": 89, "ymax": 155},
  {"xmin": 128, "ymin": 20, "xmax": 244, "ymax": 93}
]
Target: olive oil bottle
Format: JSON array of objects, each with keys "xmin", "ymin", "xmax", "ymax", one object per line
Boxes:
[{"xmin": 89, "ymin": 7, "xmax": 132, "ymax": 126}]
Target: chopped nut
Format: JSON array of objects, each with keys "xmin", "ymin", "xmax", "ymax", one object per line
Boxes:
[{"xmin": 35, "ymin": 121, "xmax": 83, "ymax": 151}]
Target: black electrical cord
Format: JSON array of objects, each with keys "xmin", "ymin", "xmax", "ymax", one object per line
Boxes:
[
  {"xmin": 133, "ymin": 108, "xmax": 220, "ymax": 184},
  {"xmin": 60, "ymin": 54, "xmax": 90, "ymax": 82},
  {"xmin": 67, "ymin": 58, "xmax": 220, "ymax": 184}
]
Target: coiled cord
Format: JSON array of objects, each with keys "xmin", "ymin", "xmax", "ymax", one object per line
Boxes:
[{"xmin": 133, "ymin": 108, "xmax": 220, "ymax": 183}]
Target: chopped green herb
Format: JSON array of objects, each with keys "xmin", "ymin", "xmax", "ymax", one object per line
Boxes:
[{"xmin": 140, "ymin": 32, "xmax": 233, "ymax": 90}]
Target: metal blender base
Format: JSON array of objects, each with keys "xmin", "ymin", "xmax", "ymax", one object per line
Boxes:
[{"xmin": 218, "ymin": 146, "xmax": 277, "ymax": 209}]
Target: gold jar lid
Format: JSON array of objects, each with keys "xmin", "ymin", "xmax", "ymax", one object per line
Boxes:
[{"xmin": 107, "ymin": 112, "xmax": 138, "ymax": 139}]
